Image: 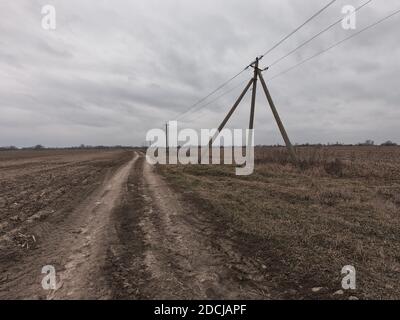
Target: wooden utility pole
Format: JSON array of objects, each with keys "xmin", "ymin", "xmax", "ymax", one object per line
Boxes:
[
  {"xmin": 200, "ymin": 57, "xmax": 298, "ymax": 164},
  {"xmin": 257, "ymin": 70, "xmax": 297, "ymax": 162},
  {"xmin": 208, "ymin": 79, "xmax": 254, "ymax": 149},
  {"xmin": 165, "ymin": 122, "xmax": 169, "ymax": 164},
  {"xmin": 249, "ymin": 57, "xmax": 259, "ymax": 131}
]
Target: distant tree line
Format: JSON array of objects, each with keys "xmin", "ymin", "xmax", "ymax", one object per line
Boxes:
[
  {"xmin": 1, "ymin": 140, "xmax": 398, "ymax": 151},
  {"xmin": 0, "ymin": 144, "xmax": 138, "ymax": 151},
  {"xmin": 355, "ymin": 140, "xmax": 396, "ymax": 146},
  {"xmin": 261, "ymin": 140, "xmax": 398, "ymax": 148}
]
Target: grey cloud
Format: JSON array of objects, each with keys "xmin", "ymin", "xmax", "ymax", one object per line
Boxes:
[{"xmin": 0, "ymin": 0, "xmax": 399, "ymax": 147}]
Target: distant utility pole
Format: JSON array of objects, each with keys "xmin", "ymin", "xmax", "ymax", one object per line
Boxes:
[{"xmin": 208, "ymin": 57, "xmax": 298, "ymax": 163}]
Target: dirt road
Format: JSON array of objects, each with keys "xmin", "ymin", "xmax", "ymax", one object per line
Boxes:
[{"xmin": 0, "ymin": 151, "xmax": 271, "ymax": 299}]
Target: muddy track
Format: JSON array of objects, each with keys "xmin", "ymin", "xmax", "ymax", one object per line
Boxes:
[
  {"xmin": 109, "ymin": 154, "xmax": 271, "ymax": 299},
  {"xmin": 1, "ymin": 152, "xmax": 271, "ymax": 299}
]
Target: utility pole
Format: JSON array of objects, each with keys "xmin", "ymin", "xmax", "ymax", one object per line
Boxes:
[
  {"xmin": 207, "ymin": 57, "xmax": 298, "ymax": 163},
  {"xmin": 257, "ymin": 70, "xmax": 297, "ymax": 162},
  {"xmin": 165, "ymin": 122, "xmax": 169, "ymax": 164},
  {"xmin": 249, "ymin": 57, "xmax": 259, "ymax": 131},
  {"xmin": 208, "ymin": 79, "xmax": 254, "ymax": 149}
]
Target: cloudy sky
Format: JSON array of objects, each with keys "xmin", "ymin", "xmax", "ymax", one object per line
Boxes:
[{"xmin": 1, "ymin": 0, "xmax": 399, "ymax": 147}]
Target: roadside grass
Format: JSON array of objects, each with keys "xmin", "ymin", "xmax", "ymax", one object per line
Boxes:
[{"xmin": 158, "ymin": 146, "xmax": 400, "ymax": 299}]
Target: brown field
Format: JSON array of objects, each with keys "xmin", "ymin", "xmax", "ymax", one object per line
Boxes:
[
  {"xmin": 158, "ymin": 146, "xmax": 400, "ymax": 299},
  {"xmin": 0, "ymin": 146, "xmax": 399, "ymax": 299},
  {"xmin": 0, "ymin": 149, "xmax": 132, "ymax": 246}
]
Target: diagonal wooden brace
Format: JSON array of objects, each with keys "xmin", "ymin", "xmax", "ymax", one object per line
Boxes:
[{"xmin": 257, "ymin": 69, "xmax": 297, "ymax": 163}]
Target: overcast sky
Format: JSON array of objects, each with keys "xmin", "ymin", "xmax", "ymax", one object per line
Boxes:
[{"xmin": 1, "ymin": 0, "xmax": 399, "ymax": 147}]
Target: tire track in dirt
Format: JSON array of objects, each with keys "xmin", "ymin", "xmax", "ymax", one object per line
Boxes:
[
  {"xmin": 50, "ymin": 153, "xmax": 139, "ymax": 299},
  {"xmin": 0, "ymin": 153, "xmax": 138, "ymax": 299},
  {"xmin": 1, "ymin": 151, "xmax": 272, "ymax": 299},
  {"xmin": 111, "ymin": 153, "xmax": 271, "ymax": 299}
]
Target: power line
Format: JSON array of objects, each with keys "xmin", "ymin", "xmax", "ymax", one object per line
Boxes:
[
  {"xmin": 268, "ymin": 7, "xmax": 400, "ymax": 82},
  {"xmin": 175, "ymin": 68, "xmax": 248, "ymax": 121},
  {"xmin": 183, "ymin": 5, "xmax": 400, "ymax": 126},
  {"xmin": 259, "ymin": 0, "xmax": 338, "ymax": 60},
  {"xmin": 172, "ymin": 1, "xmax": 338, "ymax": 123},
  {"xmin": 174, "ymin": 0, "xmax": 340, "ymax": 124},
  {"xmin": 268, "ymin": 0, "xmax": 373, "ymax": 68},
  {"xmin": 182, "ymin": 78, "xmax": 250, "ymax": 124}
]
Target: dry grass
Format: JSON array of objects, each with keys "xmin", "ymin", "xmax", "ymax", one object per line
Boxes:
[{"xmin": 158, "ymin": 146, "xmax": 400, "ymax": 299}]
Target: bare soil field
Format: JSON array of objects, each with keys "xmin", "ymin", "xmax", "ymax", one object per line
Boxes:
[
  {"xmin": 0, "ymin": 149, "xmax": 132, "ymax": 248},
  {"xmin": 158, "ymin": 146, "xmax": 400, "ymax": 299},
  {"xmin": 0, "ymin": 149, "xmax": 276, "ymax": 299},
  {"xmin": 0, "ymin": 147, "xmax": 399, "ymax": 300},
  {"xmin": 0, "ymin": 149, "xmax": 134, "ymax": 298}
]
